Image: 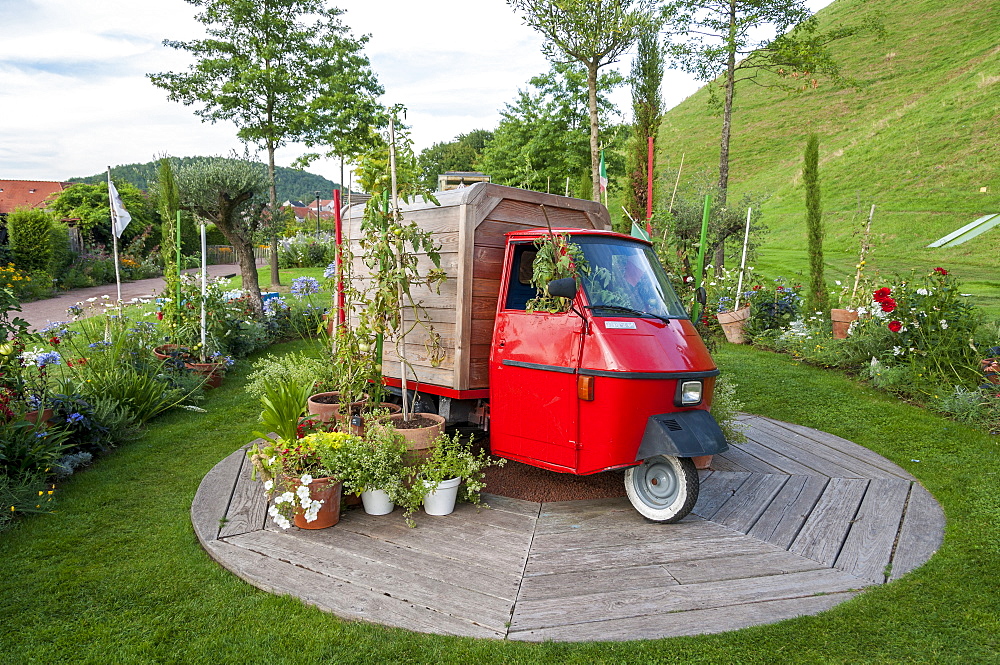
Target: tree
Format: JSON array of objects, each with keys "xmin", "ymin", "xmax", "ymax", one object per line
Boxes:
[
  {"xmin": 416, "ymin": 130, "xmax": 493, "ymax": 191},
  {"xmin": 478, "ymin": 63, "xmax": 624, "ymax": 197},
  {"xmin": 663, "ymin": 0, "xmax": 880, "ymax": 264},
  {"xmin": 508, "ymin": 0, "xmax": 661, "ymax": 201},
  {"xmin": 6, "ymin": 208, "xmax": 53, "ymax": 273},
  {"xmin": 175, "ymin": 158, "xmax": 269, "ymax": 316},
  {"xmin": 49, "ymin": 182, "xmax": 155, "ymax": 247},
  {"xmin": 623, "ymin": 31, "xmax": 664, "ymax": 225},
  {"xmin": 149, "ymin": 0, "xmax": 384, "ymax": 286},
  {"xmin": 154, "ymin": 158, "xmax": 181, "ymax": 327},
  {"xmin": 803, "ymin": 133, "xmax": 827, "ymax": 313}
]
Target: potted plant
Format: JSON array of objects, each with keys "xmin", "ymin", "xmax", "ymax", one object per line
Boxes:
[
  {"xmin": 306, "ymin": 326, "xmax": 373, "ymax": 423},
  {"xmin": 404, "ymin": 431, "xmax": 503, "ymax": 518},
  {"xmin": 255, "ymin": 377, "xmax": 314, "ymax": 443},
  {"xmin": 830, "ymin": 206, "xmax": 876, "ymax": 338},
  {"xmin": 246, "ymin": 430, "xmax": 359, "ymax": 529},
  {"xmin": 340, "ymin": 419, "xmax": 409, "ymax": 515}
]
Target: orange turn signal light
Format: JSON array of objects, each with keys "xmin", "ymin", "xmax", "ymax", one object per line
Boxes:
[{"xmin": 577, "ymin": 375, "xmax": 594, "ymax": 401}]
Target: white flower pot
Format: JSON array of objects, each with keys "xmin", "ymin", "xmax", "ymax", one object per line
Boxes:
[
  {"xmin": 360, "ymin": 489, "xmax": 394, "ymax": 515},
  {"xmin": 422, "ymin": 477, "xmax": 462, "ymax": 516}
]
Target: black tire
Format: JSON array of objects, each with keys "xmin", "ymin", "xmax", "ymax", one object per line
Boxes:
[{"xmin": 624, "ymin": 455, "xmax": 699, "ymax": 523}]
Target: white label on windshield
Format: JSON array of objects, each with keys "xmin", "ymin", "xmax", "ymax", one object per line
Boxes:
[{"xmin": 604, "ymin": 321, "xmax": 637, "ymax": 329}]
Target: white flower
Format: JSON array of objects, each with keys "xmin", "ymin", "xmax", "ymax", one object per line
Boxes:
[
  {"xmin": 263, "ymin": 479, "xmax": 274, "ymax": 492},
  {"xmin": 276, "ymin": 491, "xmax": 295, "ymax": 504},
  {"xmin": 101, "ymin": 294, "xmax": 110, "ymax": 300},
  {"xmin": 916, "ymin": 288, "xmax": 930, "ymax": 296},
  {"xmin": 86, "ymin": 297, "xmax": 97, "ymax": 302},
  {"xmin": 835, "ymin": 280, "xmax": 842, "ymax": 286},
  {"xmin": 299, "ymin": 473, "xmax": 313, "ymax": 485},
  {"xmin": 296, "ymin": 484, "xmax": 311, "ymax": 502},
  {"xmin": 893, "ymin": 346, "xmax": 903, "ymax": 356}
]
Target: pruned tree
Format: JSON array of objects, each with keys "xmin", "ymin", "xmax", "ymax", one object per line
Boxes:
[
  {"xmin": 175, "ymin": 158, "xmax": 269, "ymax": 316},
  {"xmin": 663, "ymin": 0, "xmax": 881, "ymax": 265},
  {"xmin": 149, "ymin": 0, "xmax": 384, "ymax": 287},
  {"xmin": 623, "ymin": 31, "xmax": 664, "ymax": 224},
  {"xmin": 803, "ymin": 133, "xmax": 827, "ymax": 313},
  {"xmin": 508, "ymin": 0, "xmax": 661, "ymax": 202}
]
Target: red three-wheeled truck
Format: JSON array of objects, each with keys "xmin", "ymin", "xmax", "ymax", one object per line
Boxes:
[{"xmin": 344, "ymin": 183, "xmax": 728, "ymax": 522}]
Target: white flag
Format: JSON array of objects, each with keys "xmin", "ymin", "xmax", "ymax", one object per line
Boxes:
[{"xmin": 108, "ymin": 179, "xmax": 132, "ymax": 238}]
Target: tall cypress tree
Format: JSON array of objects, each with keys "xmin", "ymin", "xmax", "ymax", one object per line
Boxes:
[
  {"xmin": 155, "ymin": 157, "xmax": 180, "ymax": 327},
  {"xmin": 623, "ymin": 31, "xmax": 664, "ymax": 228},
  {"xmin": 804, "ymin": 133, "xmax": 828, "ymax": 313}
]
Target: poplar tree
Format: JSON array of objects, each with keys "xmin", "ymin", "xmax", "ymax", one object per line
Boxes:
[
  {"xmin": 804, "ymin": 133, "xmax": 828, "ymax": 313},
  {"xmin": 623, "ymin": 31, "xmax": 664, "ymax": 225}
]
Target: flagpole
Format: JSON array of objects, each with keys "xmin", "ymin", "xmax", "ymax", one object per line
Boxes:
[{"xmin": 108, "ymin": 166, "xmax": 122, "ymax": 303}]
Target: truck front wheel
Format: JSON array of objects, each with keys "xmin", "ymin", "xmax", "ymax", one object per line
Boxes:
[{"xmin": 624, "ymin": 455, "xmax": 698, "ymax": 523}]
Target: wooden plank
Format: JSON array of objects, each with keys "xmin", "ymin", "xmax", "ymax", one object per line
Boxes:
[
  {"xmin": 509, "ymin": 567, "xmax": 868, "ymax": 631},
  {"xmin": 481, "ymin": 493, "xmax": 541, "ymax": 518},
  {"xmin": 889, "ymin": 483, "xmax": 946, "ymax": 581},
  {"xmin": 733, "ymin": 433, "xmax": 822, "ymax": 476},
  {"xmin": 205, "ymin": 539, "xmax": 503, "ymax": 639},
  {"xmin": 790, "ymin": 477, "xmax": 869, "ymax": 566},
  {"xmin": 530, "ymin": 514, "xmax": 742, "ymax": 554},
  {"xmin": 190, "ymin": 447, "xmax": 246, "ymax": 544},
  {"xmin": 835, "ymin": 478, "xmax": 911, "ymax": 583},
  {"xmin": 709, "ymin": 473, "xmax": 790, "ymax": 533},
  {"xmin": 226, "ymin": 530, "xmax": 515, "ymax": 631},
  {"xmin": 742, "ymin": 427, "xmax": 862, "ymax": 479},
  {"xmin": 507, "ymin": 591, "xmax": 859, "ymax": 642},
  {"xmin": 749, "ymin": 417, "xmax": 907, "ymax": 480},
  {"xmin": 705, "ymin": 454, "xmax": 751, "ymax": 473},
  {"xmin": 747, "ymin": 475, "xmax": 829, "ymax": 550},
  {"xmin": 715, "ymin": 439, "xmax": 790, "ymax": 474},
  {"xmin": 524, "ymin": 532, "xmax": 779, "ymax": 577},
  {"xmin": 268, "ymin": 515, "xmax": 525, "ymax": 598},
  {"xmin": 454, "ymin": 194, "xmax": 474, "ymax": 390},
  {"xmin": 692, "ymin": 471, "xmax": 752, "ymax": 519},
  {"xmin": 662, "ymin": 549, "xmax": 827, "ymax": 584},
  {"xmin": 518, "ymin": 564, "xmax": 679, "ymax": 601},
  {"xmin": 767, "ymin": 418, "xmax": 915, "ymax": 480},
  {"xmin": 218, "ymin": 450, "xmax": 268, "ymax": 539}
]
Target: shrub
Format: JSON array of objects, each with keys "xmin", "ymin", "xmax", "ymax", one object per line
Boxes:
[{"xmin": 7, "ymin": 208, "xmax": 53, "ymax": 273}]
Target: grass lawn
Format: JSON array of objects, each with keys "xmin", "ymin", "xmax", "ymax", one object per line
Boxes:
[{"xmin": 1, "ymin": 341, "xmax": 997, "ymax": 663}]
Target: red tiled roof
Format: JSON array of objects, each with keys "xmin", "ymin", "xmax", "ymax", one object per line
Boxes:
[
  {"xmin": 0, "ymin": 180, "xmax": 72, "ymax": 215},
  {"xmin": 289, "ymin": 205, "xmax": 335, "ymax": 220}
]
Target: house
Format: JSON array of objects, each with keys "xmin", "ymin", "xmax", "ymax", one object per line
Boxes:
[{"xmin": 0, "ymin": 179, "xmax": 72, "ymax": 218}]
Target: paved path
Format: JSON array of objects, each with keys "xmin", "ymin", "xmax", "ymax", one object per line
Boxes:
[
  {"xmin": 16, "ymin": 265, "xmax": 241, "ymax": 332},
  {"xmin": 192, "ymin": 414, "xmax": 944, "ymax": 642}
]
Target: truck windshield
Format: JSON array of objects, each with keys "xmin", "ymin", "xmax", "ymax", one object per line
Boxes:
[{"xmin": 573, "ymin": 236, "xmax": 689, "ymax": 320}]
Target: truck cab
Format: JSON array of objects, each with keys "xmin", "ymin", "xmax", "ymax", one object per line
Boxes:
[{"xmin": 489, "ymin": 229, "xmax": 728, "ymax": 521}]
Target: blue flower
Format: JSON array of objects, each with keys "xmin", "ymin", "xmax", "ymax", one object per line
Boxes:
[
  {"xmin": 263, "ymin": 297, "xmax": 288, "ymax": 316},
  {"xmin": 66, "ymin": 412, "xmax": 84, "ymax": 424},
  {"xmin": 323, "ymin": 262, "xmax": 337, "ymax": 280},
  {"xmin": 88, "ymin": 341, "xmax": 111, "ymax": 350},
  {"xmin": 290, "ymin": 277, "xmax": 320, "ymax": 298},
  {"xmin": 35, "ymin": 351, "xmax": 62, "ymax": 367}
]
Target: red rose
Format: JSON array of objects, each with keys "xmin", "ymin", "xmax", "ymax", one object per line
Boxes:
[
  {"xmin": 934, "ymin": 267, "xmax": 949, "ymax": 275},
  {"xmin": 879, "ymin": 297, "xmax": 897, "ymax": 313},
  {"xmin": 49, "ymin": 337, "xmax": 60, "ymax": 346},
  {"xmin": 156, "ymin": 311, "xmax": 164, "ymax": 320},
  {"xmin": 873, "ymin": 287, "xmax": 891, "ymax": 302},
  {"xmin": 888, "ymin": 320, "xmax": 902, "ymax": 332}
]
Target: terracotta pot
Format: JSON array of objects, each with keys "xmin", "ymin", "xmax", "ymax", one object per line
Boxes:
[
  {"xmin": 24, "ymin": 408, "xmax": 54, "ymax": 426},
  {"xmin": 289, "ymin": 476, "xmax": 342, "ymax": 529},
  {"xmin": 982, "ymin": 358, "xmax": 1000, "ymax": 385},
  {"xmin": 391, "ymin": 412, "xmax": 446, "ymax": 466},
  {"xmin": 184, "ymin": 361, "xmax": 224, "ymax": 389},
  {"xmin": 691, "ymin": 455, "xmax": 713, "ymax": 470},
  {"xmin": 830, "ymin": 309, "xmax": 860, "ymax": 339},
  {"xmin": 153, "ymin": 344, "xmax": 185, "ymax": 361},
  {"xmin": 716, "ymin": 306, "xmax": 751, "ymax": 344},
  {"xmin": 307, "ymin": 391, "xmax": 369, "ymax": 423}
]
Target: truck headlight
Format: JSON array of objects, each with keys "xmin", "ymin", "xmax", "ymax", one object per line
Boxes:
[{"xmin": 676, "ymin": 380, "xmax": 703, "ymax": 406}]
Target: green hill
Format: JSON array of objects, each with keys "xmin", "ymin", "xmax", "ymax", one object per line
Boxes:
[
  {"xmin": 70, "ymin": 157, "xmax": 341, "ymax": 207},
  {"xmin": 657, "ymin": 0, "xmax": 999, "ymax": 317}
]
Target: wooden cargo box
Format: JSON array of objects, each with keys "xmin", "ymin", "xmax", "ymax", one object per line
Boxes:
[{"xmin": 342, "ymin": 183, "xmax": 611, "ymax": 392}]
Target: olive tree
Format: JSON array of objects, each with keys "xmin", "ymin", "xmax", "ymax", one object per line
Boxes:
[{"xmin": 176, "ymin": 158, "xmax": 269, "ymax": 316}]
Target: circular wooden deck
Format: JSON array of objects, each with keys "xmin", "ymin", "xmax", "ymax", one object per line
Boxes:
[{"xmin": 191, "ymin": 415, "xmax": 944, "ymax": 642}]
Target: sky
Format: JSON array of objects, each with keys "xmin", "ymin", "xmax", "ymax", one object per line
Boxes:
[{"xmin": 0, "ymin": 0, "xmax": 830, "ymax": 188}]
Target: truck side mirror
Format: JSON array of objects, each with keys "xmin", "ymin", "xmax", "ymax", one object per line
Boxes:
[
  {"xmin": 696, "ymin": 286, "xmax": 707, "ymax": 308},
  {"xmin": 546, "ymin": 278, "xmax": 578, "ymax": 300}
]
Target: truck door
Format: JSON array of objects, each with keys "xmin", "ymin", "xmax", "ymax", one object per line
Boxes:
[{"xmin": 489, "ymin": 242, "xmax": 584, "ymax": 472}]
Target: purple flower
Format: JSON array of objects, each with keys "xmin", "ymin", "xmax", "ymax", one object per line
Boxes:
[{"xmin": 290, "ymin": 277, "xmax": 320, "ymax": 298}]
